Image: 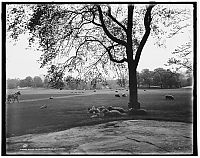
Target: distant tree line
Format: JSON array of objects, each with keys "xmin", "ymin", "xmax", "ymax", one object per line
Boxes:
[
  {"xmin": 116, "ymin": 68, "xmax": 192, "ymax": 89},
  {"xmin": 7, "ymin": 67, "xmax": 192, "ymax": 90},
  {"xmin": 6, "ymin": 75, "xmax": 107, "ymax": 90},
  {"xmin": 6, "ymin": 76, "xmax": 48, "ymax": 89}
]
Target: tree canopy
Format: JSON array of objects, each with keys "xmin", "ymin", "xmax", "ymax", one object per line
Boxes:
[{"xmin": 6, "ymin": 4, "xmax": 192, "ymax": 80}]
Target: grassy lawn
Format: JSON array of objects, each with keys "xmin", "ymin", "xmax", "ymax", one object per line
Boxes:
[{"xmin": 5, "ymin": 88, "xmax": 193, "ymax": 138}]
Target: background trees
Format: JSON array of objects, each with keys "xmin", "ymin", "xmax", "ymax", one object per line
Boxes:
[
  {"xmin": 137, "ymin": 68, "xmax": 181, "ymax": 89},
  {"xmin": 7, "ymin": 76, "xmax": 43, "ymax": 89},
  {"xmin": 115, "ymin": 63, "xmax": 128, "ymax": 88},
  {"xmin": 6, "ymin": 67, "xmax": 191, "ymax": 89},
  {"xmin": 139, "ymin": 69, "xmax": 153, "ymax": 88},
  {"xmin": 33, "ymin": 76, "xmax": 43, "ymax": 87},
  {"xmin": 6, "ymin": 78, "xmax": 20, "ymax": 89},
  {"xmin": 152, "ymin": 68, "xmax": 181, "ymax": 88}
]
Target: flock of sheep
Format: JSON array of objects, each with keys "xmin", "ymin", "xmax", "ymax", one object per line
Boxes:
[
  {"xmin": 87, "ymin": 89, "xmax": 175, "ymax": 118},
  {"xmin": 88, "ymin": 106, "xmax": 127, "ymax": 118}
]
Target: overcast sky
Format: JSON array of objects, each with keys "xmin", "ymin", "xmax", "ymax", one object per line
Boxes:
[
  {"xmin": 6, "ymin": 4, "xmax": 193, "ymax": 80},
  {"xmin": 6, "ymin": 34, "xmax": 190, "ymax": 79}
]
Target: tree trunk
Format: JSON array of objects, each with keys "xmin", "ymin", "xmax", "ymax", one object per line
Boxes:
[{"xmin": 128, "ymin": 61, "xmax": 140, "ymax": 110}]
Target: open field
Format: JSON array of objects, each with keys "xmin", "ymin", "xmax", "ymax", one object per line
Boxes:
[{"xmin": 5, "ymin": 88, "xmax": 193, "ymax": 138}]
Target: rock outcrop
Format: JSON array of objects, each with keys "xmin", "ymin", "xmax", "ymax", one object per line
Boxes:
[{"xmin": 6, "ymin": 120, "xmax": 193, "ymax": 155}]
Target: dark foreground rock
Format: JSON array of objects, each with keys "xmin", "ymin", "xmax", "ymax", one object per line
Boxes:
[{"xmin": 6, "ymin": 120, "xmax": 193, "ymax": 155}]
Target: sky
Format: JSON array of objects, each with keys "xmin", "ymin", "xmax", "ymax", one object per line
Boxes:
[
  {"xmin": 6, "ymin": 39, "xmax": 47, "ymax": 80},
  {"xmin": 6, "ymin": 34, "xmax": 190, "ymax": 80},
  {"xmin": 5, "ymin": 4, "xmax": 193, "ymax": 80}
]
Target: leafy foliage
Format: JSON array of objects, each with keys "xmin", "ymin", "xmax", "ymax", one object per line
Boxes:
[
  {"xmin": 139, "ymin": 69, "xmax": 154, "ymax": 88},
  {"xmin": 152, "ymin": 68, "xmax": 180, "ymax": 88},
  {"xmin": 166, "ymin": 41, "xmax": 192, "ymax": 72}
]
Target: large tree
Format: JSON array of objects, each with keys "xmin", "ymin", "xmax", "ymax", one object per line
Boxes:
[{"xmin": 6, "ymin": 3, "xmax": 192, "ymax": 110}]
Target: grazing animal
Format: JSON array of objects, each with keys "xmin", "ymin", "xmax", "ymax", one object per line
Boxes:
[
  {"xmin": 126, "ymin": 89, "xmax": 128, "ymax": 91},
  {"xmin": 88, "ymin": 106, "xmax": 100, "ymax": 114},
  {"xmin": 128, "ymin": 108, "xmax": 147, "ymax": 115},
  {"xmin": 144, "ymin": 89, "xmax": 146, "ymax": 91},
  {"xmin": 40, "ymin": 104, "xmax": 47, "ymax": 109},
  {"xmin": 108, "ymin": 106, "xmax": 126, "ymax": 113},
  {"xmin": 122, "ymin": 93, "xmax": 127, "ymax": 97},
  {"xmin": 49, "ymin": 96, "xmax": 53, "ymax": 99},
  {"xmin": 89, "ymin": 106, "xmax": 127, "ymax": 118},
  {"xmin": 7, "ymin": 91, "xmax": 21, "ymax": 103},
  {"xmin": 115, "ymin": 94, "xmax": 120, "ymax": 97},
  {"xmin": 165, "ymin": 95, "xmax": 174, "ymax": 100},
  {"xmin": 98, "ymin": 106, "xmax": 106, "ymax": 111},
  {"xmin": 103, "ymin": 109, "xmax": 126, "ymax": 117},
  {"xmin": 90, "ymin": 114, "xmax": 99, "ymax": 118},
  {"xmin": 115, "ymin": 90, "xmax": 118, "ymax": 92},
  {"xmin": 7, "ymin": 94, "xmax": 14, "ymax": 103},
  {"xmin": 94, "ymin": 89, "xmax": 96, "ymax": 92},
  {"xmin": 89, "ymin": 106, "xmax": 105, "ymax": 118}
]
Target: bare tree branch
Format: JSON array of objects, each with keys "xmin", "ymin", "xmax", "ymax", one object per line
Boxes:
[
  {"xmin": 167, "ymin": 24, "xmax": 191, "ymax": 38},
  {"xmin": 88, "ymin": 38, "xmax": 128, "ymax": 63},
  {"xmin": 135, "ymin": 4, "xmax": 155, "ymax": 67},
  {"xmin": 97, "ymin": 5, "xmax": 127, "ymax": 46},
  {"xmin": 107, "ymin": 5, "xmax": 127, "ymax": 33}
]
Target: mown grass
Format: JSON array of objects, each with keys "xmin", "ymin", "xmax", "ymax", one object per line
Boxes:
[{"xmin": 6, "ymin": 88, "xmax": 193, "ymax": 138}]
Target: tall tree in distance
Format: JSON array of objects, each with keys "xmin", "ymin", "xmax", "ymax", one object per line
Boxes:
[
  {"xmin": 33, "ymin": 76, "xmax": 43, "ymax": 87},
  {"xmin": 140, "ymin": 69, "xmax": 153, "ymax": 88},
  {"xmin": 6, "ymin": 3, "xmax": 193, "ymax": 111}
]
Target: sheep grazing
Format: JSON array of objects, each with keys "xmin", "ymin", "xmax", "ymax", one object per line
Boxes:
[
  {"xmin": 128, "ymin": 108, "xmax": 147, "ymax": 115},
  {"xmin": 165, "ymin": 95, "xmax": 174, "ymax": 100},
  {"xmin": 89, "ymin": 106, "xmax": 127, "ymax": 118},
  {"xmin": 90, "ymin": 114, "xmax": 99, "ymax": 118},
  {"xmin": 88, "ymin": 106, "xmax": 100, "ymax": 114},
  {"xmin": 122, "ymin": 93, "xmax": 127, "ymax": 97},
  {"xmin": 98, "ymin": 106, "xmax": 106, "ymax": 111},
  {"xmin": 40, "ymin": 104, "xmax": 47, "ymax": 109},
  {"xmin": 115, "ymin": 94, "xmax": 120, "ymax": 97},
  {"xmin": 103, "ymin": 109, "xmax": 126, "ymax": 117},
  {"xmin": 115, "ymin": 90, "xmax": 118, "ymax": 92},
  {"xmin": 49, "ymin": 96, "xmax": 53, "ymax": 99},
  {"xmin": 108, "ymin": 106, "xmax": 126, "ymax": 113}
]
